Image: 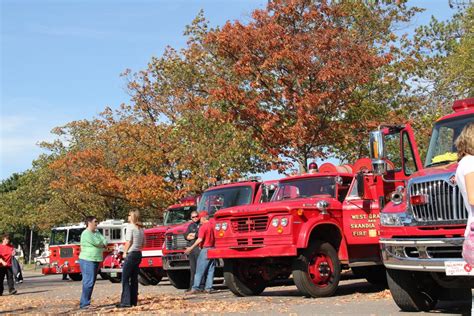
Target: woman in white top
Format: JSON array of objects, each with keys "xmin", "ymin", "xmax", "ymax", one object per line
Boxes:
[
  {"xmin": 455, "ymin": 122, "xmax": 474, "ymax": 238},
  {"xmin": 117, "ymin": 210, "xmax": 145, "ymax": 308}
]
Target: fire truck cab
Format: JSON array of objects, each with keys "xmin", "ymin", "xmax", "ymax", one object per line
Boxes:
[
  {"xmin": 162, "ymin": 178, "xmax": 277, "ymax": 289},
  {"xmin": 208, "ymin": 158, "xmax": 415, "ymax": 298},
  {"xmin": 42, "ymin": 219, "xmax": 127, "ymax": 281},
  {"xmin": 371, "ymin": 98, "xmax": 474, "ymax": 312},
  {"xmin": 100, "ymin": 197, "xmax": 198, "ymax": 285}
]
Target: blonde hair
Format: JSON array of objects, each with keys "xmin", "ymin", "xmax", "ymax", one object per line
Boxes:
[
  {"xmin": 129, "ymin": 210, "xmax": 143, "ymax": 228},
  {"xmin": 455, "ymin": 122, "xmax": 474, "ymax": 160}
]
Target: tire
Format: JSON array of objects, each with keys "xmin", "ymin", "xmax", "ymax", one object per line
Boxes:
[
  {"xmin": 68, "ymin": 273, "xmax": 82, "ymax": 281},
  {"xmin": 224, "ymin": 259, "xmax": 266, "ymax": 297},
  {"xmin": 99, "ymin": 272, "xmax": 109, "ymax": 280},
  {"xmin": 167, "ymin": 270, "xmax": 190, "ymax": 289},
  {"xmin": 292, "ymin": 240, "xmax": 341, "ymax": 298},
  {"xmin": 139, "ymin": 269, "xmax": 163, "ymax": 286},
  {"xmin": 352, "ymin": 266, "xmax": 388, "ymax": 287},
  {"xmin": 386, "ymin": 269, "xmax": 438, "ymax": 312}
]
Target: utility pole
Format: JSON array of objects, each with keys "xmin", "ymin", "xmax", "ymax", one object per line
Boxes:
[{"xmin": 29, "ymin": 226, "xmax": 34, "ymax": 264}]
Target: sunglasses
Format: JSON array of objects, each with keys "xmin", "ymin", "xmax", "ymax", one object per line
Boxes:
[{"xmin": 191, "ymin": 216, "xmax": 198, "ymax": 218}]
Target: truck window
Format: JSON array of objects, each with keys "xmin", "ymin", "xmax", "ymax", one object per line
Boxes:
[
  {"xmin": 164, "ymin": 206, "xmax": 197, "ymax": 225},
  {"xmin": 402, "ymin": 132, "xmax": 418, "ymax": 176},
  {"xmin": 197, "ymin": 186, "xmax": 253, "ymax": 216},
  {"xmin": 384, "ymin": 133, "xmax": 402, "ymax": 171},
  {"xmin": 50, "ymin": 229, "xmax": 67, "ymax": 246},
  {"xmin": 110, "ymin": 228, "xmax": 122, "ymax": 240},
  {"xmin": 273, "ymin": 177, "xmax": 336, "ymax": 201},
  {"xmin": 425, "ymin": 115, "xmax": 474, "ymax": 167},
  {"xmin": 67, "ymin": 228, "xmax": 84, "ymax": 244}
]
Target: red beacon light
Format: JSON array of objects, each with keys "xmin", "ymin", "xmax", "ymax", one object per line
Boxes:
[
  {"xmin": 452, "ymin": 98, "xmax": 474, "ymax": 112},
  {"xmin": 410, "ymin": 194, "xmax": 429, "ymax": 205}
]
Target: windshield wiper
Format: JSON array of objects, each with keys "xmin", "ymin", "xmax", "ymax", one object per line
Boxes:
[{"xmin": 425, "ymin": 160, "xmax": 455, "ymax": 168}]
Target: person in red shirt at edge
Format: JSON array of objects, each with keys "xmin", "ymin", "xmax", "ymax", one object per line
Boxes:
[
  {"xmin": 184, "ymin": 211, "xmax": 216, "ymax": 294},
  {"xmin": 0, "ymin": 234, "xmax": 17, "ymax": 295}
]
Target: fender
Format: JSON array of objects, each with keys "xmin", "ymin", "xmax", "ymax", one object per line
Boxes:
[{"xmin": 296, "ymin": 215, "xmax": 349, "ymax": 262}]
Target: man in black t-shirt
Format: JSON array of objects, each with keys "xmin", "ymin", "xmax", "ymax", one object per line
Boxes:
[{"xmin": 184, "ymin": 211, "xmax": 201, "ymax": 291}]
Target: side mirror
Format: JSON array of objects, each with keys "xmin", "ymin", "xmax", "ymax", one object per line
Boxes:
[{"xmin": 369, "ymin": 130, "xmax": 387, "ymax": 176}]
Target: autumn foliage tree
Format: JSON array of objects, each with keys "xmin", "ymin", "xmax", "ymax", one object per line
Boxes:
[{"xmin": 204, "ymin": 0, "xmax": 408, "ymax": 171}]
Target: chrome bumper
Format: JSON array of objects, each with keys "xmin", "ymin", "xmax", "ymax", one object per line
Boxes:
[{"xmin": 380, "ymin": 237, "xmax": 464, "ymax": 272}]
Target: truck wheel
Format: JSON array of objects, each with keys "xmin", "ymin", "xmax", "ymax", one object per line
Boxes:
[
  {"xmin": 68, "ymin": 273, "xmax": 82, "ymax": 281},
  {"xmin": 224, "ymin": 259, "xmax": 266, "ymax": 297},
  {"xmin": 292, "ymin": 241, "xmax": 341, "ymax": 298},
  {"xmin": 99, "ymin": 272, "xmax": 109, "ymax": 280},
  {"xmin": 138, "ymin": 272, "xmax": 162, "ymax": 286},
  {"xmin": 167, "ymin": 270, "xmax": 190, "ymax": 289},
  {"xmin": 386, "ymin": 269, "xmax": 438, "ymax": 312},
  {"xmin": 352, "ymin": 266, "xmax": 387, "ymax": 287}
]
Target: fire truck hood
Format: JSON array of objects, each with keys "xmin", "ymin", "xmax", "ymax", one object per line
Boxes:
[
  {"xmin": 164, "ymin": 221, "xmax": 192, "ymax": 235},
  {"xmin": 411, "ymin": 161, "xmax": 458, "ymax": 178},
  {"xmin": 215, "ymin": 197, "xmax": 341, "ymax": 218}
]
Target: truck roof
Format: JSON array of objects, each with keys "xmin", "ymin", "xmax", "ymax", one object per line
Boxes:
[{"xmin": 279, "ymin": 172, "xmax": 353, "ymax": 183}]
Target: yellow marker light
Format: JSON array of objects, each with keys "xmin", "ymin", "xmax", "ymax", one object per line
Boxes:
[
  {"xmin": 277, "ymin": 226, "xmax": 284, "ymax": 234},
  {"xmin": 218, "ymin": 231, "xmax": 225, "ymax": 237},
  {"xmin": 373, "ymin": 142, "xmax": 379, "ymax": 159},
  {"xmin": 297, "ymin": 209, "xmax": 304, "ymax": 216}
]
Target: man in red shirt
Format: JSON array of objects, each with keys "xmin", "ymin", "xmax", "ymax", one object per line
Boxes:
[
  {"xmin": 184, "ymin": 211, "xmax": 215, "ymax": 294},
  {"xmin": 0, "ymin": 234, "xmax": 17, "ymax": 295}
]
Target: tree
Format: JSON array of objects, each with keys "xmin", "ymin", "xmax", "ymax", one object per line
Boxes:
[{"xmin": 205, "ymin": 0, "xmax": 419, "ymax": 171}]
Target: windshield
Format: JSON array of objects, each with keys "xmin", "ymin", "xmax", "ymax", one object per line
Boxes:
[
  {"xmin": 197, "ymin": 186, "xmax": 253, "ymax": 216},
  {"xmin": 425, "ymin": 115, "xmax": 474, "ymax": 167},
  {"xmin": 50, "ymin": 229, "xmax": 67, "ymax": 246},
  {"xmin": 272, "ymin": 177, "xmax": 336, "ymax": 201},
  {"xmin": 164, "ymin": 206, "xmax": 197, "ymax": 225},
  {"xmin": 67, "ymin": 228, "xmax": 84, "ymax": 244}
]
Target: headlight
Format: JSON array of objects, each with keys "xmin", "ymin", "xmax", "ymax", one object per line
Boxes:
[
  {"xmin": 380, "ymin": 212, "xmax": 411, "ymax": 226},
  {"xmin": 221, "ymin": 222, "xmax": 228, "ymax": 231},
  {"xmin": 271, "ymin": 218, "xmax": 279, "ymax": 227},
  {"xmin": 280, "ymin": 218, "xmax": 288, "ymax": 227},
  {"xmin": 215, "ymin": 223, "xmax": 221, "ymax": 231}
]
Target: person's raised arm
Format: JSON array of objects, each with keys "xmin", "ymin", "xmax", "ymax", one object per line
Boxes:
[{"xmin": 465, "ymin": 172, "xmax": 474, "ymax": 206}]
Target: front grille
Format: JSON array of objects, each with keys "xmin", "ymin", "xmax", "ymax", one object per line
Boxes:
[
  {"xmin": 410, "ymin": 179, "xmax": 468, "ymax": 223},
  {"xmin": 231, "ymin": 216, "xmax": 269, "ymax": 233},
  {"xmin": 144, "ymin": 232, "xmax": 165, "ymax": 249},
  {"xmin": 165, "ymin": 233, "xmax": 187, "ymax": 250},
  {"xmin": 60, "ymin": 248, "xmax": 73, "ymax": 258}
]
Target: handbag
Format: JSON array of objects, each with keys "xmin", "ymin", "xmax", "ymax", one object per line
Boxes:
[{"xmin": 462, "ymin": 222, "xmax": 474, "ymax": 265}]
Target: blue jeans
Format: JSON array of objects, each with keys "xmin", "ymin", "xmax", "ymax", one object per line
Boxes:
[
  {"xmin": 79, "ymin": 259, "xmax": 100, "ymax": 308},
  {"xmin": 192, "ymin": 248, "xmax": 215, "ymax": 291},
  {"xmin": 121, "ymin": 251, "xmax": 142, "ymax": 306}
]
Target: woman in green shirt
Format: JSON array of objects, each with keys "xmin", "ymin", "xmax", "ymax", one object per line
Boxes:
[{"xmin": 79, "ymin": 216, "xmax": 107, "ymax": 309}]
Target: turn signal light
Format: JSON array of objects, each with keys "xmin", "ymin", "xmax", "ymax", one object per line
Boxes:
[
  {"xmin": 297, "ymin": 209, "xmax": 304, "ymax": 216},
  {"xmin": 410, "ymin": 194, "xmax": 429, "ymax": 205},
  {"xmin": 277, "ymin": 227, "xmax": 283, "ymax": 234},
  {"xmin": 218, "ymin": 231, "xmax": 225, "ymax": 237}
]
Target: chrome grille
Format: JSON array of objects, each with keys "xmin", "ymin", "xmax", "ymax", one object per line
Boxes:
[
  {"xmin": 165, "ymin": 233, "xmax": 187, "ymax": 250},
  {"xmin": 231, "ymin": 216, "xmax": 268, "ymax": 233},
  {"xmin": 144, "ymin": 232, "xmax": 165, "ymax": 249},
  {"xmin": 60, "ymin": 247, "xmax": 73, "ymax": 258},
  {"xmin": 410, "ymin": 179, "xmax": 468, "ymax": 223}
]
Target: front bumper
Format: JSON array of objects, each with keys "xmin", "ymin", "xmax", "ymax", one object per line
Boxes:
[
  {"xmin": 208, "ymin": 245, "xmax": 297, "ymax": 259},
  {"xmin": 100, "ymin": 268, "xmax": 123, "ymax": 273},
  {"xmin": 380, "ymin": 237, "xmax": 464, "ymax": 272},
  {"xmin": 163, "ymin": 253, "xmax": 189, "ymax": 270}
]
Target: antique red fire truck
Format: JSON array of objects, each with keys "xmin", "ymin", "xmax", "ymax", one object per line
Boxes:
[
  {"xmin": 370, "ymin": 98, "xmax": 474, "ymax": 311},
  {"xmin": 100, "ymin": 197, "xmax": 198, "ymax": 284},
  {"xmin": 42, "ymin": 219, "xmax": 127, "ymax": 280},
  {"xmin": 162, "ymin": 178, "xmax": 277, "ymax": 289},
  {"xmin": 207, "ymin": 157, "xmax": 416, "ymax": 298}
]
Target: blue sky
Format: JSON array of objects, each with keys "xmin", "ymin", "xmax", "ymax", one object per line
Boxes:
[{"xmin": 0, "ymin": 0, "xmax": 458, "ymax": 180}]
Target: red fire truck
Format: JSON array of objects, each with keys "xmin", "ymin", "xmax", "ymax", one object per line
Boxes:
[
  {"xmin": 162, "ymin": 178, "xmax": 277, "ymax": 289},
  {"xmin": 101, "ymin": 197, "xmax": 198, "ymax": 284},
  {"xmin": 369, "ymin": 98, "xmax": 474, "ymax": 311},
  {"xmin": 207, "ymin": 157, "xmax": 415, "ymax": 298},
  {"xmin": 42, "ymin": 219, "xmax": 127, "ymax": 280}
]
